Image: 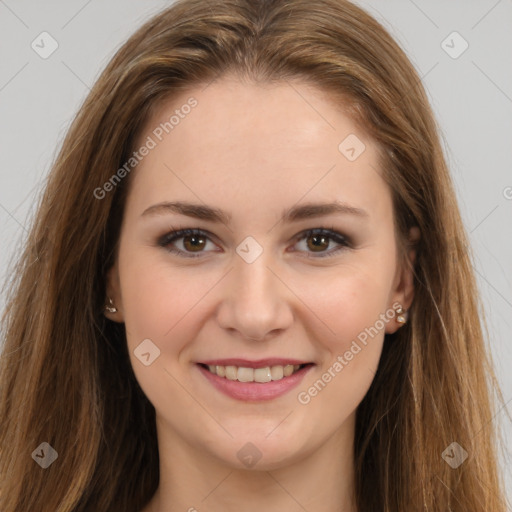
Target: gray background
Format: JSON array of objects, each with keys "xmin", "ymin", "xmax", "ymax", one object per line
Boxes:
[{"xmin": 1, "ymin": 0, "xmax": 511, "ymax": 505}]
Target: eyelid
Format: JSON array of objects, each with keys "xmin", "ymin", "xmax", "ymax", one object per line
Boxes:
[
  {"xmin": 157, "ymin": 226, "xmax": 351, "ymax": 259},
  {"xmin": 157, "ymin": 227, "xmax": 220, "ymax": 252}
]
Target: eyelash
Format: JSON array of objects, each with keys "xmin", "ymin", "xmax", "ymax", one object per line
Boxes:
[{"xmin": 157, "ymin": 226, "xmax": 351, "ymax": 259}]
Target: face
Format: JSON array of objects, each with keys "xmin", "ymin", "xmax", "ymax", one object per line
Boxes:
[{"xmin": 107, "ymin": 76, "xmax": 416, "ymax": 471}]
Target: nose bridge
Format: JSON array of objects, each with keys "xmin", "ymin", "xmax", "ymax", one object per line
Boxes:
[
  {"xmin": 235, "ymin": 249, "xmax": 275, "ymax": 302},
  {"xmin": 216, "ymin": 246, "xmax": 292, "ymax": 340}
]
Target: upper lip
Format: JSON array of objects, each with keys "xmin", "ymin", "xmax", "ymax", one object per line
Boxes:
[{"xmin": 198, "ymin": 358, "xmax": 313, "ymax": 369}]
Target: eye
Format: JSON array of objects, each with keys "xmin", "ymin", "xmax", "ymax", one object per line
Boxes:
[
  {"xmin": 291, "ymin": 227, "xmax": 351, "ymax": 258},
  {"xmin": 158, "ymin": 226, "xmax": 351, "ymax": 259},
  {"xmin": 158, "ymin": 228, "xmax": 218, "ymax": 258}
]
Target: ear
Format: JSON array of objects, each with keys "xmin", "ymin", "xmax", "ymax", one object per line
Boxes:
[
  {"xmin": 385, "ymin": 226, "xmax": 420, "ymax": 334},
  {"xmin": 104, "ymin": 263, "xmax": 125, "ymax": 323}
]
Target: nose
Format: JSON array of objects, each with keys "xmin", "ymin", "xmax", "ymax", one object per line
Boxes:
[{"xmin": 216, "ymin": 251, "xmax": 294, "ymax": 342}]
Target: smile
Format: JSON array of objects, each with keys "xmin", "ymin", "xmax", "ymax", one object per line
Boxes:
[
  {"xmin": 196, "ymin": 361, "xmax": 315, "ymax": 401},
  {"xmin": 202, "ymin": 363, "xmax": 305, "ymax": 382}
]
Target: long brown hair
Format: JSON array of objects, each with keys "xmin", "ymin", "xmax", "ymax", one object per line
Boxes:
[{"xmin": 0, "ymin": 1, "xmax": 508, "ymax": 510}]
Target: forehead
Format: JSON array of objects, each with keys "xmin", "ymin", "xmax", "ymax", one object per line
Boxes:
[{"xmin": 126, "ymin": 78, "xmax": 391, "ymax": 225}]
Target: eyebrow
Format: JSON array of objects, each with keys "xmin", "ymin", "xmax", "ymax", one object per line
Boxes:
[{"xmin": 140, "ymin": 200, "xmax": 368, "ymax": 224}]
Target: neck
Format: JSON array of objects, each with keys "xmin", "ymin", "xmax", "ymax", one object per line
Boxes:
[{"xmin": 143, "ymin": 413, "xmax": 357, "ymax": 512}]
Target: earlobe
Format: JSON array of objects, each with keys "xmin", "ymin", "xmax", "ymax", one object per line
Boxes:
[
  {"xmin": 385, "ymin": 303, "xmax": 409, "ymax": 334},
  {"xmin": 104, "ymin": 265, "xmax": 125, "ymax": 323},
  {"xmin": 386, "ymin": 226, "xmax": 420, "ymax": 334},
  {"xmin": 105, "ymin": 297, "xmax": 117, "ymax": 313},
  {"xmin": 395, "ymin": 304, "xmax": 408, "ymax": 324},
  {"xmin": 104, "ymin": 296, "xmax": 124, "ymax": 323}
]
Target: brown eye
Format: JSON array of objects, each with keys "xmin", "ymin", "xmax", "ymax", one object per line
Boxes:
[
  {"xmin": 159, "ymin": 227, "xmax": 350, "ymax": 259},
  {"xmin": 306, "ymin": 233, "xmax": 330, "ymax": 252},
  {"xmin": 159, "ymin": 228, "xmax": 216, "ymax": 258},
  {"xmin": 292, "ymin": 228, "xmax": 350, "ymax": 258},
  {"xmin": 182, "ymin": 233, "xmax": 207, "ymax": 252}
]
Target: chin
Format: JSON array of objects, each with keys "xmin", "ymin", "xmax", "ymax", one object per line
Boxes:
[{"xmin": 209, "ymin": 431, "xmax": 311, "ymax": 471}]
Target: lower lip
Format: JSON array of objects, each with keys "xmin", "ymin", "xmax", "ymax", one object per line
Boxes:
[{"xmin": 197, "ymin": 364, "xmax": 314, "ymax": 401}]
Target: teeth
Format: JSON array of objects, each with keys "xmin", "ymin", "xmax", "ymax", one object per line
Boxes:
[
  {"xmin": 284, "ymin": 365, "xmax": 294, "ymax": 377},
  {"xmin": 204, "ymin": 363, "xmax": 304, "ymax": 382},
  {"xmin": 226, "ymin": 366, "xmax": 237, "ymax": 380},
  {"xmin": 254, "ymin": 367, "xmax": 272, "ymax": 383},
  {"xmin": 237, "ymin": 367, "xmax": 254, "ymax": 382},
  {"xmin": 270, "ymin": 365, "xmax": 284, "ymax": 380}
]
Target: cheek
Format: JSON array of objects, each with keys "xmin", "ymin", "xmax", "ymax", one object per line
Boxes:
[
  {"xmin": 298, "ymin": 256, "xmax": 395, "ymax": 398},
  {"xmin": 295, "ymin": 273, "xmax": 390, "ymax": 423},
  {"xmin": 117, "ymin": 249, "xmax": 207, "ymax": 412},
  {"xmin": 118, "ymin": 244, "xmax": 202, "ymax": 353},
  {"xmin": 306, "ymin": 261, "xmax": 395, "ymax": 350}
]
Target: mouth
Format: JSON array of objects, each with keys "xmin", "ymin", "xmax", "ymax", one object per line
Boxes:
[
  {"xmin": 198, "ymin": 362, "xmax": 311, "ymax": 383},
  {"xmin": 196, "ymin": 360, "xmax": 315, "ymax": 401}
]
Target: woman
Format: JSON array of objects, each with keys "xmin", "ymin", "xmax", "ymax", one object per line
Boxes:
[{"xmin": 0, "ymin": 0, "xmax": 508, "ymax": 510}]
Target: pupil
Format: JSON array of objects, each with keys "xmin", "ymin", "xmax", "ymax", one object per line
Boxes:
[
  {"xmin": 185, "ymin": 235, "xmax": 205, "ymax": 251},
  {"xmin": 310, "ymin": 234, "xmax": 328, "ymax": 251}
]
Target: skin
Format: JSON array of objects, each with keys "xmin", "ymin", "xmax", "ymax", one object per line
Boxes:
[{"xmin": 106, "ymin": 76, "xmax": 418, "ymax": 512}]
